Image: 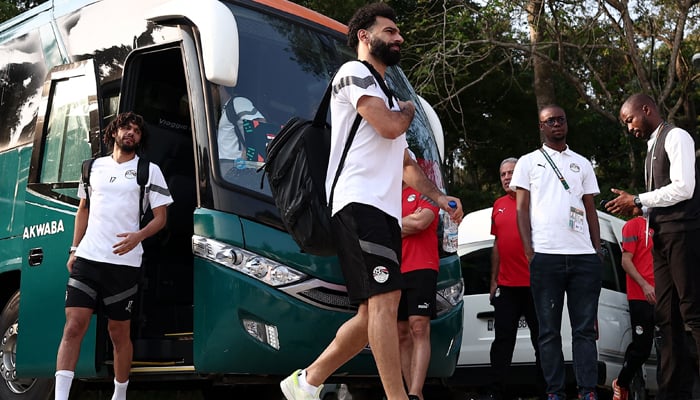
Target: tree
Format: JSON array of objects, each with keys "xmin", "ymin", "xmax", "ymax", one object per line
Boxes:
[
  {"xmin": 0, "ymin": 0, "xmax": 46, "ymax": 23},
  {"xmin": 402, "ymin": 0, "xmax": 700, "ymax": 209},
  {"xmin": 296, "ymin": 0, "xmax": 700, "ymax": 211}
]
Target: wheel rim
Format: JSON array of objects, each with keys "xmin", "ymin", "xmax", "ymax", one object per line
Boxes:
[{"xmin": 1, "ymin": 321, "xmax": 37, "ymax": 394}]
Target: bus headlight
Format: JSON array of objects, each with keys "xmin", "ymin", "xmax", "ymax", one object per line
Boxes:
[
  {"xmin": 438, "ymin": 278, "xmax": 464, "ymax": 306},
  {"xmin": 192, "ymin": 235, "xmax": 306, "ymax": 286},
  {"xmin": 435, "ymin": 279, "xmax": 464, "ymax": 316}
]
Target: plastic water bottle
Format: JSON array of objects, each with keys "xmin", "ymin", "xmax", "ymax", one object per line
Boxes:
[
  {"xmin": 442, "ymin": 200, "xmax": 459, "ymax": 253},
  {"xmin": 235, "ymin": 158, "xmax": 246, "ymax": 170}
]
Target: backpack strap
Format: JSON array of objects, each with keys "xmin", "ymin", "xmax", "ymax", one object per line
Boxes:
[
  {"xmin": 327, "ymin": 61, "xmax": 397, "ymax": 211},
  {"xmin": 328, "ymin": 114, "xmax": 362, "ymax": 210},
  {"xmin": 81, "ymin": 158, "xmax": 96, "ymax": 209},
  {"xmin": 136, "ymin": 156, "xmax": 150, "ymax": 221},
  {"xmin": 359, "ymin": 60, "xmax": 395, "ymax": 109},
  {"xmin": 224, "ymin": 97, "xmax": 246, "ymax": 150}
]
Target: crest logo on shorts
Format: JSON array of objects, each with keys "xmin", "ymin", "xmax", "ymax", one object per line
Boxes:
[
  {"xmin": 372, "ymin": 266, "xmax": 390, "ymax": 283},
  {"xmin": 125, "ymin": 169, "xmax": 137, "ymax": 179},
  {"xmin": 125, "ymin": 300, "xmax": 133, "ymax": 313},
  {"xmin": 635, "ymin": 325, "xmax": 644, "ymax": 335}
]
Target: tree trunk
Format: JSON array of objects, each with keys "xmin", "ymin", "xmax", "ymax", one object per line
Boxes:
[{"xmin": 527, "ymin": 0, "xmax": 555, "ymax": 115}]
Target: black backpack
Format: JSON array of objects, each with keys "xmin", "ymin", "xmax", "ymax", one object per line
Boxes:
[
  {"xmin": 264, "ymin": 61, "xmax": 394, "ymax": 256},
  {"xmin": 81, "ymin": 156, "xmax": 150, "ymax": 221}
]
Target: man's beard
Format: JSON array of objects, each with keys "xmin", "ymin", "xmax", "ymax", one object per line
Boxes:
[
  {"xmin": 116, "ymin": 138, "xmax": 137, "ymax": 153},
  {"xmin": 639, "ymin": 115, "xmax": 656, "ymax": 139},
  {"xmin": 369, "ymin": 36, "xmax": 401, "ymax": 66}
]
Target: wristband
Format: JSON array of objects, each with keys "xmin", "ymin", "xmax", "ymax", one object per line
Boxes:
[{"xmin": 69, "ymin": 246, "xmax": 78, "ymax": 254}]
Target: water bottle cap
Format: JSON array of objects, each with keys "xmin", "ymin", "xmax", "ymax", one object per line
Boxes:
[{"xmin": 448, "ymin": 200, "xmax": 457, "ymax": 209}]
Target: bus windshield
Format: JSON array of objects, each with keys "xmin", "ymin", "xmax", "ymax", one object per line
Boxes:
[{"xmin": 210, "ymin": 3, "xmax": 445, "ymax": 196}]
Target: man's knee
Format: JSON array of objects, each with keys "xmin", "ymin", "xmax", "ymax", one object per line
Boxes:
[
  {"xmin": 107, "ymin": 320, "xmax": 132, "ymax": 346},
  {"xmin": 368, "ymin": 290, "xmax": 401, "ymax": 314},
  {"xmin": 409, "ymin": 317, "xmax": 430, "ymax": 339},
  {"xmin": 62, "ymin": 311, "xmax": 92, "ymax": 341}
]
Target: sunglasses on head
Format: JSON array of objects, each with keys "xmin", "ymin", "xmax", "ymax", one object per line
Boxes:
[{"xmin": 540, "ymin": 116, "xmax": 566, "ymax": 127}]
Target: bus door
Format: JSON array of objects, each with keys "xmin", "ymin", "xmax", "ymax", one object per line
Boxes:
[
  {"xmin": 18, "ymin": 59, "xmax": 103, "ymax": 377},
  {"xmin": 118, "ymin": 43, "xmax": 198, "ymax": 368}
]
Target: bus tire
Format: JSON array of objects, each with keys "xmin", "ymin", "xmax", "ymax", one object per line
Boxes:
[{"xmin": 0, "ymin": 291, "xmax": 54, "ymax": 400}]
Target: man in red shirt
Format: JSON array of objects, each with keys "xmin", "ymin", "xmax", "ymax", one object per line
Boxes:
[
  {"xmin": 398, "ymin": 179, "xmax": 440, "ymax": 400},
  {"xmin": 487, "ymin": 157, "xmax": 542, "ymax": 400},
  {"xmin": 612, "ymin": 216, "xmax": 655, "ymax": 400}
]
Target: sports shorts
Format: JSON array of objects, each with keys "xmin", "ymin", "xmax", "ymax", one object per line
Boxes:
[
  {"xmin": 65, "ymin": 257, "xmax": 141, "ymax": 321},
  {"xmin": 398, "ymin": 269, "xmax": 438, "ymax": 320},
  {"xmin": 331, "ymin": 202, "xmax": 403, "ymax": 305}
]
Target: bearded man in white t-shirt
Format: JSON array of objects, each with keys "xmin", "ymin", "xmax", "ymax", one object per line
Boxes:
[
  {"xmin": 54, "ymin": 112, "xmax": 173, "ymax": 400},
  {"xmin": 280, "ymin": 4, "xmax": 462, "ymax": 400}
]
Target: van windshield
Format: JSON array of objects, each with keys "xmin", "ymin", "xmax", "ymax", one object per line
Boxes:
[{"xmin": 210, "ymin": 4, "xmax": 445, "ymax": 195}]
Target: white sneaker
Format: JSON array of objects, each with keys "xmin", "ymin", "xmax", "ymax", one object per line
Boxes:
[{"xmin": 280, "ymin": 369, "xmax": 324, "ymax": 400}]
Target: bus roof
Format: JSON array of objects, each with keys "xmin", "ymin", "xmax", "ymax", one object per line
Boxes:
[{"xmin": 253, "ymin": 0, "xmax": 347, "ymax": 34}]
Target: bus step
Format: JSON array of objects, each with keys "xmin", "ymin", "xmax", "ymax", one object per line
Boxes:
[{"xmin": 132, "ymin": 337, "xmax": 193, "ymax": 364}]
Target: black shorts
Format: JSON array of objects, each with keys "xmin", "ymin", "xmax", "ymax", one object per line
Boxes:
[
  {"xmin": 65, "ymin": 257, "xmax": 141, "ymax": 321},
  {"xmin": 332, "ymin": 203, "xmax": 403, "ymax": 305},
  {"xmin": 398, "ymin": 269, "xmax": 438, "ymax": 320}
]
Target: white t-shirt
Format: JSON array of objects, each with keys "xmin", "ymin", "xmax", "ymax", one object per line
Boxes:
[
  {"xmin": 218, "ymin": 97, "xmax": 266, "ymax": 161},
  {"xmin": 75, "ymin": 156, "xmax": 174, "ymax": 267},
  {"xmin": 326, "ymin": 61, "xmax": 408, "ymax": 221},
  {"xmin": 510, "ymin": 145, "xmax": 600, "ymax": 254}
]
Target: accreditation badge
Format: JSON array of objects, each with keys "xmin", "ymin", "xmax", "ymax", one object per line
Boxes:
[{"xmin": 569, "ymin": 206, "xmax": 584, "ymax": 233}]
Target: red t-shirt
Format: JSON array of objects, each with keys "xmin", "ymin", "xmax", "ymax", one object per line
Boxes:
[
  {"xmin": 401, "ymin": 187, "xmax": 439, "ymax": 273},
  {"xmin": 491, "ymin": 194, "xmax": 530, "ymax": 287},
  {"xmin": 621, "ymin": 217, "xmax": 654, "ymax": 301}
]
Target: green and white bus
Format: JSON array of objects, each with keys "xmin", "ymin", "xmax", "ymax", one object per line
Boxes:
[{"xmin": 0, "ymin": 0, "xmax": 464, "ymax": 398}]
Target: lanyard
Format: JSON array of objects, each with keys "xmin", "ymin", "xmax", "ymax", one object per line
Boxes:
[{"xmin": 539, "ymin": 147, "xmax": 570, "ymax": 191}]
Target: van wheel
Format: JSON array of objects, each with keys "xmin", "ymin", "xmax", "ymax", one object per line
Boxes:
[{"xmin": 0, "ymin": 291, "xmax": 54, "ymax": 400}]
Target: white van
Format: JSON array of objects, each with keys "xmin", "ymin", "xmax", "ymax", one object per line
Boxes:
[{"xmin": 451, "ymin": 207, "xmax": 657, "ymax": 398}]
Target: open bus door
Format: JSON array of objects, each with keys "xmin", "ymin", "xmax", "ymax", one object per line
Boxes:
[
  {"xmin": 16, "ymin": 59, "xmax": 104, "ymax": 387},
  {"xmin": 117, "ymin": 42, "xmax": 198, "ymax": 370}
]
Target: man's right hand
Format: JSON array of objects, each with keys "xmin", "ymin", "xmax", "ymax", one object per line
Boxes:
[
  {"xmin": 66, "ymin": 254, "xmax": 76, "ymax": 273},
  {"xmin": 397, "ymin": 100, "xmax": 415, "ymax": 120}
]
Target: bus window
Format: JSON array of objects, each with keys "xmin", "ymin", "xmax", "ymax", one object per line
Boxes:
[
  {"xmin": 40, "ymin": 76, "xmax": 93, "ymax": 186},
  {"xmin": 210, "ymin": 4, "xmax": 353, "ymax": 194}
]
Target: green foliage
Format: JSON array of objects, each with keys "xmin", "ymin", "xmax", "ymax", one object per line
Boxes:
[
  {"xmin": 0, "ymin": 0, "xmax": 46, "ymax": 22},
  {"xmin": 285, "ymin": 0, "xmax": 700, "ymax": 212}
]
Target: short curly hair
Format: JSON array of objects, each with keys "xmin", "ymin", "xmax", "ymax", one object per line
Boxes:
[
  {"xmin": 103, "ymin": 111, "xmax": 147, "ymax": 150},
  {"xmin": 347, "ymin": 3, "xmax": 397, "ymax": 50}
]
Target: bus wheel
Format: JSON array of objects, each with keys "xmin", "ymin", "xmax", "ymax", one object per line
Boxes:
[{"xmin": 0, "ymin": 291, "xmax": 54, "ymax": 400}]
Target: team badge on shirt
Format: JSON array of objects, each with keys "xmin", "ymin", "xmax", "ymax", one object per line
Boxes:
[
  {"xmin": 373, "ymin": 266, "xmax": 390, "ymax": 283},
  {"xmin": 407, "ymin": 193, "xmax": 416, "ymax": 202},
  {"xmin": 569, "ymin": 163, "xmax": 581, "ymax": 173},
  {"xmin": 125, "ymin": 169, "xmax": 137, "ymax": 179}
]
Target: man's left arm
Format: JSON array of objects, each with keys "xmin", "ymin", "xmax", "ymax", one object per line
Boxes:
[
  {"xmin": 607, "ymin": 129, "xmax": 696, "ymax": 215},
  {"xmin": 403, "ymin": 149, "xmax": 463, "ymax": 222},
  {"xmin": 640, "ymin": 129, "xmax": 696, "ymax": 207},
  {"xmin": 402, "ymin": 207, "xmax": 435, "ymax": 237},
  {"xmin": 112, "ymin": 205, "xmax": 168, "ymax": 256},
  {"xmin": 583, "ymin": 193, "xmax": 601, "ymax": 252}
]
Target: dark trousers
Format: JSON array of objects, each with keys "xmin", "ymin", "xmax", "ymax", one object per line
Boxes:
[
  {"xmin": 530, "ymin": 253, "xmax": 602, "ymax": 397},
  {"xmin": 489, "ymin": 286, "xmax": 543, "ymax": 395},
  {"xmin": 653, "ymin": 228, "xmax": 700, "ymax": 400},
  {"xmin": 617, "ymin": 300, "xmax": 655, "ymax": 388}
]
